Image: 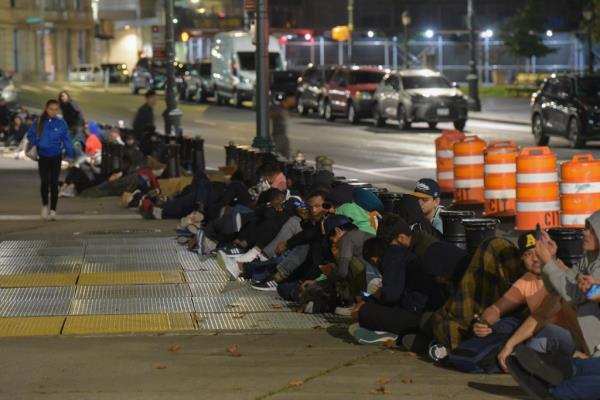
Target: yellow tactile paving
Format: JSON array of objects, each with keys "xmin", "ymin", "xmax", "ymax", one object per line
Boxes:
[
  {"xmin": 0, "ymin": 316, "xmax": 65, "ymax": 337},
  {"xmin": 62, "ymin": 313, "xmax": 196, "ymax": 335},
  {"xmin": 77, "ymin": 272, "xmax": 184, "ymax": 286},
  {"xmin": 0, "ymin": 273, "xmax": 78, "ymax": 287}
]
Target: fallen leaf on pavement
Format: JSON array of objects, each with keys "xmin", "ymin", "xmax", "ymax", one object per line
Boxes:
[
  {"xmin": 271, "ymin": 303, "xmax": 284, "ymax": 309},
  {"xmin": 402, "ymin": 378, "xmax": 413, "ymax": 384},
  {"xmin": 377, "ymin": 378, "xmax": 390, "ymax": 385},
  {"xmin": 155, "ymin": 364, "xmax": 167, "ymax": 370},
  {"xmin": 233, "ymin": 313, "xmax": 246, "ymax": 319},
  {"xmin": 168, "ymin": 344, "xmax": 181, "ymax": 353},
  {"xmin": 407, "ymin": 352, "xmax": 417, "ymax": 357},
  {"xmin": 288, "ymin": 380, "xmax": 304, "ymax": 387},
  {"xmin": 369, "ymin": 386, "xmax": 390, "ymax": 395},
  {"xmin": 226, "ymin": 344, "xmax": 242, "ymax": 357},
  {"xmin": 382, "ymin": 340, "xmax": 396, "ymax": 349}
]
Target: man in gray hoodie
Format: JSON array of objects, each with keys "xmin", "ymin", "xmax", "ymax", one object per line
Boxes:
[{"xmin": 505, "ymin": 210, "xmax": 600, "ymax": 400}]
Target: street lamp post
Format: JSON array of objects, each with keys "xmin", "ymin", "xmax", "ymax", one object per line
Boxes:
[
  {"xmin": 583, "ymin": 3, "xmax": 595, "ymax": 74},
  {"xmin": 251, "ymin": 0, "xmax": 273, "ymax": 151},
  {"xmin": 163, "ymin": 0, "xmax": 183, "ymax": 136},
  {"xmin": 402, "ymin": 11, "xmax": 411, "ymax": 69},
  {"xmin": 39, "ymin": 0, "xmax": 46, "ymax": 81},
  {"xmin": 467, "ymin": 0, "xmax": 481, "ymax": 111}
]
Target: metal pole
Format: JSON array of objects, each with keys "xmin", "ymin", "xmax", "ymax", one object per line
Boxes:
[
  {"xmin": 163, "ymin": 0, "xmax": 183, "ymax": 136},
  {"xmin": 39, "ymin": 0, "xmax": 46, "ymax": 81},
  {"xmin": 437, "ymin": 34, "xmax": 443, "ymax": 72},
  {"xmin": 319, "ymin": 36, "xmax": 325, "ymax": 66},
  {"xmin": 467, "ymin": 0, "xmax": 481, "ymax": 111},
  {"xmin": 347, "ymin": 0, "xmax": 353, "ymax": 63},
  {"xmin": 384, "ymin": 39, "xmax": 389, "ymax": 67},
  {"xmin": 392, "ymin": 36, "xmax": 398, "ymax": 70},
  {"xmin": 403, "ymin": 25, "xmax": 409, "ymax": 68},
  {"xmin": 589, "ymin": 21, "xmax": 594, "ymax": 74},
  {"xmin": 310, "ymin": 39, "xmax": 315, "ymax": 64},
  {"xmin": 251, "ymin": 0, "xmax": 272, "ymax": 151}
]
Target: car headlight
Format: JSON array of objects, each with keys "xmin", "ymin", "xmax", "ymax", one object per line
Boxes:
[{"xmin": 356, "ymin": 91, "xmax": 372, "ymax": 100}]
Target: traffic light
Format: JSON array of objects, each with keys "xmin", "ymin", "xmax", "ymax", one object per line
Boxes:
[
  {"xmin": 332, "ymin": 25, "xmax": 350, "ymax": 42},
  {"xmin": 181, "ymin": 31, "xmax": 190, "ymax": 42}
]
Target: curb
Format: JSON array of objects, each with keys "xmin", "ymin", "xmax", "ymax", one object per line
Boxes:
[{"xmin": 469, "ymin": 115, "xmax": 530, "ymax": 127}]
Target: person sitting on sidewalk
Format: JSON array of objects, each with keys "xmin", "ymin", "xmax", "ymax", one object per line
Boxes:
[
  {"xmin": 5, "ymin": 115, "xmax": 28, "ymax": 146},
  {"xmin": 332, "ymin": 183, "xmax": 377, "ymax": 236},
  {"xmin": 409, "ymin": 178, "xmax": 444, "ymax": 234},
  {"xmin": 472, "ymin": 232, "xmax": 580, "ymax": 371}
]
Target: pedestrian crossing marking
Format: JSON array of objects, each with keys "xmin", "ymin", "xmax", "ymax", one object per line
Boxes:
[
  {"xmin": 62, "ymin": 313, "xmax": 196, "ymax": 335},
  {"xmin": 77, "ymin": 272, "xmax": 184, "ymax": 286},
  {"xmin": 0, "ymin": 274, "xmax": 78, "ymax": 288},
  {"xmin": 0, "ymin": 316, "xmax": 65, "ymax": 337}
]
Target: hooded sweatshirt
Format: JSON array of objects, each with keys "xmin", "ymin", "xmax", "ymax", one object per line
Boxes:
[
  {"xmin": 336, "ymin": 202, "xmax": 376, "ymax": 235},
  {"xmin": 542, "ymin": 210, "xmax": 600, "ymax": 357}
]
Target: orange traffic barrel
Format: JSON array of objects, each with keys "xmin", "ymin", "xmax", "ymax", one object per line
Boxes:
[
  {"xmin": 453, "ymin": 135, "xmax": 486, "ymax": 204},
  {"xmin": 484, "ymin": 141, "xmax": 518, "ymax": 217},
  {"xmin": 560, "ymin": 154, "xmax": 600, "ymax": 228},
  {"xmin": 516, "ymin": 147, "xmax": 560, "ymax": 230},
  {"xmin": 435, "ymin": 129, "xmax": 466, "ymax": 193}
]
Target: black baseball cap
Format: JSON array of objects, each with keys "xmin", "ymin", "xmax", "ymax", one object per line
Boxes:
[
  {"xmin": 410, "ymin": 178, "xmax": 441, "ymax": 199},
  {"xmin": 517, "ymin": 232, "xmax": 537, "ymax": 255}
]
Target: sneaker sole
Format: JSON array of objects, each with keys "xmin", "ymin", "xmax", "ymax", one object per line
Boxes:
[
  {"xmin": 506, "ymin": 356, "xmax": 552, "ymax": 400},
  {"xmin": 217, "ymin": 251, "xmax": 240, "ymax": 281},
  {"xmin": 514, "ymin": 346, "xmax": 565, "ymax": 386},
  {"xmin": 251, "ymin": 285, "xmax": 277, "ymax": 292}
]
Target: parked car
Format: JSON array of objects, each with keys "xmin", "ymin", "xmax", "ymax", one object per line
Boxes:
[
  {"xmin": 531, "ymin": 73, "xmax": 600, "ymax": 148},
  {"xmin": 181, "ymin": 60, "xmax": 213, "ymax": 102},
  {"xmin": 296, "ymin": 65, "xmax": 337, "ymax": 116},
  {"xmin": 67, "ymin": 64, "xmax": 103, "ymax": 83},
  {"xmin": 271, "ymin": 69, "xmax": 302, "ymax": 104},
  {"xmin": 0, "ymin": 69, "xmax": 16, "ymax": 103},
  {"xmin": 130, "ymin": 58, "xmax": 166, "ymax": 94},
  {"xmin": 322, "ymin": 66, "xmax": 385, "ymax": 124},
  {"xmin": 372, "ymin": 69, "xmax": 468, "ymax": 130},
  {"xmin": 211, "ymin": 31, "xmax": 285, "ymax": 107},
  {"xmin": 100, "ymin": 63, "xmax": 130, "ymax": 83}
]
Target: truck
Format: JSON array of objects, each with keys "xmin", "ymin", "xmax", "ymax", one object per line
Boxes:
[{"xmin": 211, "ymin": 31, "xmax": 285, "ymax": 107}]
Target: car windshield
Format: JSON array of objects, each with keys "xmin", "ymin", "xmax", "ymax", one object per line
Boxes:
[
  {"xmin": 197, "ymin": 63, "xmax": 211, "ymax": 75},
  {"xmin": 349, "ymin": 71, "xmax": 384, "ymax": 84},
  {"xmin": 401, "ymin": 76, "xmax": 451, "ymax": 89},
  {"xmin": 576, "ymin": 77, "xmax": 600, "ymax": 97},
  {"xmin": 237, "ymin": 52, "xmax": 283, "ymax": 71}
]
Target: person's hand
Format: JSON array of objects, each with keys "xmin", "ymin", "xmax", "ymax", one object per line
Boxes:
[
  {"xmin": 535, "ymin": 236, "xmax": 554, "ymax": 265},
  {"xmin": 300, "ymin": 280, "xmax": 316, "ymax": 291},
  {"xmin": 473, "ymin": 322, "xmax": 493, "ymax": 338},
  {"xmin": 497, "ymin": 343, "xmax": 514, "ymax": 373},
  {"xmin": 275, "ymin": 242, "xmax": 287, "ymax": 255},
  {"xmin": 577, "ymin": 274, "xmax": 595, "ymax": 293},
  {"xmin": 540, "ymin": 230, "xmax": 558, "ymax": 258},
  {"xmin": 351, "ymin": 300, "xmax": 365, "ymax": 322},
  {"xmin": 319, "ymin": 263, "xmax": 336, "ymax": 276}
]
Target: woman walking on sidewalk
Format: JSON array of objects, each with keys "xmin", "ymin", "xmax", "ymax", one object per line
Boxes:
[{"xmin": 27, "ymin": 99, "xmax": 74, "ymax": 220}]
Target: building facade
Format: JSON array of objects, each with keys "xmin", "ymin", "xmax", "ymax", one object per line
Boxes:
[{"xmin": 0, "ymin": 0, "xmax": 95, "ymax": 81}]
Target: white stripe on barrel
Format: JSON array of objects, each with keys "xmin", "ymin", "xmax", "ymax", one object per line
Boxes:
[
  {"xmin": 561, "ymin": 214, "xmax": 592, "ymax": 226},
  {"xmin": 560, "ymin": 182, "xmax": 600, "ymax": 194},
  {"xmin": 454, "ymin": 155, "xmax": 485, "ymax": 165},
  {"xmin": 485, "ymin": 164, "xmax": 517, "ymax": 174},
  {"xmin": 455, "ymin": 179, "xmax": 485, "ymax": 188},
  {"xmin": 516, "ymin": 201, "xmax": 561, "ymax": 212},
  {"xmin": 517, "ymin": 172, "xmax": 559, "ymax": 184},
  {"xmin": 437, "ymin": 171, "xmax": 454, "ymax": 180},
  {"xmin": 437, "ymin": 150, "xmax": 454, "ymax": 158},
  {"xmin": 484, "ymin": 189, "xmax": 517, "ymax": 199}
]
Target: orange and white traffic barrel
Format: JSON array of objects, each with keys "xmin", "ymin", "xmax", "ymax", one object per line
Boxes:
[
  {"xmin": 484, "ymin": 141, "xmax": 518, "ymax": 217},
  {"xmin": 560, "ymin": 154, "xmax": 600, "ymax": 228},
  {"xmin": 453, "ymin": 135, "xmax": 486, "ymax": 204},
  {"xmin": 435, "ymin": 129, "xmax": 466, "ymax": 193},
  {"xmin": 516, "ymin": 147, "xmax": 560, "ymax": 230}
]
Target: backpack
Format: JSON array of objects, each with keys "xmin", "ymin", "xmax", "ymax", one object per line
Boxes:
[{"xmin": 446, "ymin": 316, "xmax": 522, "ymax": 373}]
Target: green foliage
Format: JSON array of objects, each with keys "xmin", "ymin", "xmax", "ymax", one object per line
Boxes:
[
  {"xmin": 499, "ymin": 0, "xmax": 556, "ymax": 58},
  {"xmin": 586, "ymin": 0, "xmax": 600, "ymax": 42}
]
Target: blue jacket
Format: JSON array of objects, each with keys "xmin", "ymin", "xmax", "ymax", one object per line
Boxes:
[{"xmin": 27, "ymin": 117, "xmax": 75, "ymax": 158}]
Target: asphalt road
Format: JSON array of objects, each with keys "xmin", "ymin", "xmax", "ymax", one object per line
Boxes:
[{"xmin": 15, "ymin": 82, "xmax": 599, "ymax": 191}]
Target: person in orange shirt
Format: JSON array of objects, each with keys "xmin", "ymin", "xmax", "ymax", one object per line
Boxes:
[
  {"xmin": 473, "ymin": 232, "xmax": 581, "ymax": 372},
  {"xmin": 83, "ymin": 123, "xmax": 102, "ymax": 157}
]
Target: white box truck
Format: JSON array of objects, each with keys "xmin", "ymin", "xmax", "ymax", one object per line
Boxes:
[{"xmin": 211, "ymin": 31, "xmax": 285, "ymax": 107}]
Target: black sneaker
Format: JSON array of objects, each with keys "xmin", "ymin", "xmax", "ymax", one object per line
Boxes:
[
  {"xmin": 219, "ymin": 245, "xmax": 244, "ymax": 257},
  {"xmin": 250, "ymin": 280, "xmax": 278, "ymax": 292},
  {"xmin": 513, "ymin": 345, "xmax": 573, "ymax": 386},
  {"xmin": 506, "ymin": 355, "xmax": 553, "ymax": 400},
  {"xmin": 401, "ymin": 333, "xmax": 430, "ymax": 355}
]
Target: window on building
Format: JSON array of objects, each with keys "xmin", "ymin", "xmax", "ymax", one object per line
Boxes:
[
  {"xmin": 77, "ymin": 31, "xmax": 85, "ymax": 64},
  {"xmin": 10, "ymin": 0, "xmax": 17, "ymax": 8},
  {"xmin": 75, "ymin": 0, "xmax": 82, "ymax": 10}
]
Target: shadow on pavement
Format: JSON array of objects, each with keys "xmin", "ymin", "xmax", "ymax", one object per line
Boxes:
[{"xmin": 468, "ymin": 381, "xmax": 526, "ymax": 398}]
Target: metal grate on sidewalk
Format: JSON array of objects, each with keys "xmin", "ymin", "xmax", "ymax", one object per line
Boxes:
[{"xmin": 0, "ymin": 238, "xmax": 349, "ymax": 336}]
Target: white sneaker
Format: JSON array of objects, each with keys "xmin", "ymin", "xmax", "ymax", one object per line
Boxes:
[
  {"xmin": 152, "ymin": 207, "xmax": 163, "ymax": 220},
  {"xmin": 59, "ymin": 184, "xmax": 76, "ymax": 198},
  {"xmin": 41, "ymin": 206, "xmax": 49, "ymax": 220},
  {"xmin": 334, "ymin": 306, "xmax": 353, "ymax": 317},
  {"xmin": 232, "ymin": 247, "xmax": 261, "ymax": 263},
  {"xmin": 48, "ymin": 210, "xmax": 56, "ymax": 221},
  {"xmin": 217, "ymin": 250, "xmax": 241, "ymax": 280}
]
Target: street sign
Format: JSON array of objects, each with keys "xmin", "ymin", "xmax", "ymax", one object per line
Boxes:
[
  {"xmin": 244, "ymin": 0, "xmax": 256, "ymax": 12},
  {"xmin": 151, "ymin": 25, "xmax": 167, "ymax": 60},
  {"xmin": 25, "ymin": 16, "xmax": 41, "ymax": 25}
]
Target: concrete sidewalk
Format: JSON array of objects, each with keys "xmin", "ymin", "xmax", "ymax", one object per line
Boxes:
[{"xmin": 470, "ymin": 97, "xmax": 530, "ymax": 126}]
